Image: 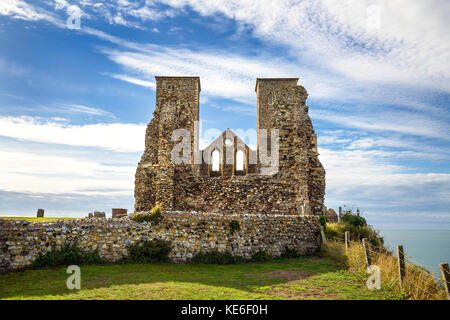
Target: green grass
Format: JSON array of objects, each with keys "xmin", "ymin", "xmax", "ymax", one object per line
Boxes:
[
  {"xmin": 0, "ymin": 217, "xmax": 84, "ymax": 222},
  {"xmin": 0, "ymin": 256, "xmax": 398, "ymax": 300}
]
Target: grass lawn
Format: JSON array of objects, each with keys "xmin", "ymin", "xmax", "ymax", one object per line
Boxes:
[
  {"xmin": 0, "ymin": 256, "xmax": 399, "ymax": 300},
  {"xmin": 0, "ymin": 217, "xmax": 83, "ymax": 222}
]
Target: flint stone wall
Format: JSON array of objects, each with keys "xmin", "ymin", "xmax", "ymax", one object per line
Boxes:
[
  {"xmin": 0, "ymin": 212, "xmax": 321, "ymax": 271},
  {"xmin": 135, "ymin": 77, "xmax": 326, "ymax": 216}
]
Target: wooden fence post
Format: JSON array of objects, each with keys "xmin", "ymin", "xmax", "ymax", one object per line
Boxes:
[
  {"xmin": 397, "ymin": 245, "xmax": 406, "ymax": 288},
  {"xmin": 362, "ymin": 238, "xmax": 371, "ymax": 267},
  {"xmin": 439, "ymin": 262, "xmax": 450, "ymax": 300},
  {"xmin": 344, "ymin": 231, "xmax": 350, "ymax": 255}
]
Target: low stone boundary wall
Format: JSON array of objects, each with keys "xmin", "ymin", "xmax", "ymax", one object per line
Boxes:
[{"xmin": 0, "ymin": 212, "xmax": 321, "ymax": 270}]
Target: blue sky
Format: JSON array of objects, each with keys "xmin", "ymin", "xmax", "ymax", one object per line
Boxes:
[{"xmin": 0, "ymin": 0, "xmax": 449, "ymax": 229}]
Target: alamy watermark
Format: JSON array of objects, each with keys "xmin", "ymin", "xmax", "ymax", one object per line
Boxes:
[
  {"xmin": 55, "ymin": 1, "xmax": 82, "ymax": 30},
  {"xmin": 170, "ymin": 121, "xmax": 279, "ymax": 175},
  {"xmin": 366, "ymin": 265, "xmax": 381, "ymax": 290},
  {"xmin": 66, "ymin": 265, "xmax": 81, "ymax": 290}
]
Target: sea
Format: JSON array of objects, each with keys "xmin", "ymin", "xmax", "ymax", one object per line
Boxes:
[{"xmin": 380, "ymin": 230, "xmax": 450, "ymax": 278}]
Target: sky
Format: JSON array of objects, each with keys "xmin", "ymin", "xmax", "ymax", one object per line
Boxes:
[{"xmin": 0, "ymin": 0, "xmax": 449, "ymax": 229}]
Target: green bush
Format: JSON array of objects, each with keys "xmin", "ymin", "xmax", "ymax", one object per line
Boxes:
[
  {"xmin": 132, "ymin": 204, "xmax": 163, "ymax": 223},
  {"xmin": 341, "ymin": 211, "xmax": 367, "ymax": 227},
  {"xmin": 125, "ymin": 239, "xmax": 172, "ymax": 263},
  {"xmin": 324, "ymin": 227, "xmax": 339, "ymax": 239},
  {"xmin": 325, "ymin": 208, "xmax": 384, "ymax": 248},
  {"xmin": 229, "ymin": 220, "xmax": 240, "ymax": 233},
  {"xmin": 280, "ymin": 246, "xmax": 302, "ymax": 259},
  {"xmin": 250, "ymin": 249, "xmax": 273, "ymax": 262},
  {"xmin": 318, "ymin": 215, "xmax": 327, "ymax": 227},
  {"xmin": 190, "ymin": 250, "xmax": 247, "ymax": 264},
  {"xmin": 31, "ymin": 243, "xmax": 105, "ymax": 269}
]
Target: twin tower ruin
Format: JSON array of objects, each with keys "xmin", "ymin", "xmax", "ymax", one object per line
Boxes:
[{"xmin": 135, "ymin": 77, "xmax": 326, "ymax": 216}]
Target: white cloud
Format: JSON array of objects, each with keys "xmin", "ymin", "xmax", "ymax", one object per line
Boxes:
[
  {"xmin": 157, "ymin": 0, "xmax": 450, "ymax": 92},
  {"xmin": 318, "ymin": 135, "xmax": 351, "ymax": 145},
  {"xmin": 0, "ymin": 148, "xmax": 135, "ymax": 195},
  {"xmin": 101, "ymin": 47, "xmax": 298, "ymax": 104},
  {"xmin": 319, "ymin": 147, "xmax": 450, "ymax": 218},
  {"xmin": 111, "ymin": 12, "xmax": 142, "ymax": 29},
  {"xmin": 63, "ymin": 104, "xmax": 117, "ymax": 118},
  {"xmin": 0, "ymin": 0, "xmax": 58, "ymax": 22},
  {"xmin": 127, "ymin": 5, "xmax": 176, "ymax": 22},
  {"xmin": 51, "ymin": 0, "xmax": 178, "ymax": 28},
  {"xmin": 0, "ymin": 116, "xmax": 146, "ymax": 152},
  {"xmin": 310, "ymin": 108, "xmax": 450, "ymax": 141},
  {"xmin": 346, "ymin": 137, "xmax": 449, "ymax": 156},
  {"xmin": 3, "ymin": 0, "xmax": 448, "ymax": 93},
  {"xmin": 110, "ymin": 74, "xmax": 156, "ymax": 89}
]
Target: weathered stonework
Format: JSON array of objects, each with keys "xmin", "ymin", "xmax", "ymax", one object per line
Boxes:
[
  {"xmin": 37, "ymin": 209, "xmax": 44, "ymax": 217},
  {"xmin": 112, "ymin": 208, "xmax": 128, "ymax": 219},
  {"xmin": 325, "ymin": 208, "xmax": 339, "ymax": 223},
  {"xmin": 0, "ymin": 213, "xmax": 321, "ymax": 270},
  {"xmin": 135, "ymin": 77, "xmax": 326, "ymax": 215},
  {"xmin": 94, "ymin": 211, "xmax": 106, "ymax": 218}
]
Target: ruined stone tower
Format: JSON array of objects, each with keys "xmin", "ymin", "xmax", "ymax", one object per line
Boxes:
[{"xmin": 135, "ymin": 76, "xmax": 325, "ymax": 215}]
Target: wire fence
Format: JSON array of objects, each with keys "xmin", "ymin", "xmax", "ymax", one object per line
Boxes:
[{"xmin": 328, "ymin": 232, "xmax": 450, "ymax": 300}]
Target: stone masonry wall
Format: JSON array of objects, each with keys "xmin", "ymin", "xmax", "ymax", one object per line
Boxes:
[
  {"xmin": 135, "ymin": 77, "xmax": 326, "ymax": 216},
  {"xmin": 0, "ymin": 212, "xmax": 321, "ymax": 271},
  {"xmin": 172, "ymin": 172, "xmax": 302, "ymax": 214}
]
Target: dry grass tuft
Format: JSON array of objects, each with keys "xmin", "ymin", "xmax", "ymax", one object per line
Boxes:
[{"xmin": 342, "ymin": 240, "xmax": 447, "ymax": 300}]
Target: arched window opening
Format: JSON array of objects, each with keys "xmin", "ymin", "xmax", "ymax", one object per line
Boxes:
[
  {"xmin": 268, "ymin": 93, "xmax": 273, "ymax": 105},
  {"xmin": 212, "ymin": 150, "xmax": 220, "ymax": 171},
  {"xmin": 236, "ymin": 150, "xmax": 244, "ymax": 171}
]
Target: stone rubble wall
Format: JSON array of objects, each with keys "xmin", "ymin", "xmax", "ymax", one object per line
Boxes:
[
  {"xmin": 0, "ymin": 212, "xmax": 321, "ymax": 271},
  {"xmin": 135, "ymin": 77, "xmax": 326, "ymax": 216},
  {"xmin": 172, "ymin": 172, "xmax": 302, "ymax": 215}
]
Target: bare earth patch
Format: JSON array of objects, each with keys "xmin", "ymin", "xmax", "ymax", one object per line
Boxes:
[{"xmin": 247, "ymin": 270, "xmax": 338, "ymax": 299}]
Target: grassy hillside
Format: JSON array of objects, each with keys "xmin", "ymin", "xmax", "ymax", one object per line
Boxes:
[{"xmin": 0, "ymin": 256, "xmax": 397, "ymax": 300}]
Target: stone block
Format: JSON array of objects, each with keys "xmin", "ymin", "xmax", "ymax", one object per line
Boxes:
[
  {"xmin": 94, "ymin": 211, "xmax": 106, "ymax": 218},
  {"xmin": 112, "ymin": 208, "xmax": 128, "ymax": 219}
]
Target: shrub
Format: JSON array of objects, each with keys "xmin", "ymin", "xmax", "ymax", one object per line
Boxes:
[
  {"xmin": 229, "ymin": 220, "xmax": 240, "ymax": 233},
  {"xmin": 327, "ymin": 222, "xmax": 384, "ymax": 248},
  {"xmin": 324, "ymin": 227, "xmax": 339, "ymax": 239},
  {"xmin": 341, "ymin": 211, "xmax": 367, "ymax": 227},
  {"xmin": 280, "ymin": 246, "xmax": 302, "ymax": 259},
  {"xmin": 318, "ymin": 215, "xmax": 327, "ymax": 228},
  {"xmin": 125, "ymin": 239, "xmax": 172, "ymax": 263},
  {"xmin": 31, "ymin": 243, "xmax": 105, "ymax": 269},
  {"xmin": 132, "ymin": 204, "xmax": 163, "ymax": 223},
  {"xmin": 190, "ymin": 250, "xmax": 247, "ymax": 264},
  {"xmin": 250, "ymin": 250, "xmax": 273, "ymax": 262},
  {"xmin": 323, "ymin": 209, "xmax": 383, "ymax": 248}
]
